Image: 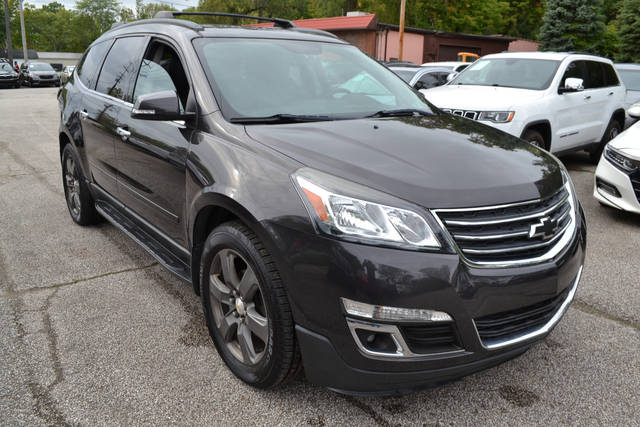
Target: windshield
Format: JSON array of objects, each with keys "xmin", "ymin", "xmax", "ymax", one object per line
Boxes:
[
  {"xmin": 194, "ymin": 38, "xmax": 433, "ymax": 121},
  {"xmin": 452, "ymin": 58, "xmax": 560, "ymax": 90},
  {"xmin": 391, "ymin": 69, "xmax": 419, "ymax": 83},
  {"xmin": 0, "ymin": 63, "xmax": 13, "ymax": 72},
  {"xmin": 29, "ymin": 63, "xmax": 54, "ymax": 71},
  {"xmin": 618, "ymin": 69, "xmax": 640, "ymax": 91}
]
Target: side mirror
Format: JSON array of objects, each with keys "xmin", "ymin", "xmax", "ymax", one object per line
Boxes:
[
  {"xmin": 559, "ymin": 77, "xmax": 584, "ymax": 94},
  {"xmin": 628, "ymin": 103, "xmax": 640, "ymax": 119},
  {"xmin": 131, "ymin": 90, "xmax": 193, "ymax": 121},
  {"xmin": 414, "ymin": 81, "xmax": 424, "ymax": 90},
  {"xmin": 446, "ymin": 72, "xmax": 458, "ymax": 83}
]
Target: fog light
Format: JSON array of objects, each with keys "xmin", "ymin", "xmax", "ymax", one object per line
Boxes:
[{"xmin": 341, "ymin": 297, "xmax": 453, "ymax": 322}]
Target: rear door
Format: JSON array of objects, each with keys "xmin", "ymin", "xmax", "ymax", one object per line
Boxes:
[
  {"xmin": 583, "ymin": 60, "xmax": 610, "ymax": 141},
  {"xmin": 76, "ymin": 39, "xmax": 119, "ymax": 196},
  {"xmin": 114, "ymin": 38, "xmax": 195, "ymax": 246}
]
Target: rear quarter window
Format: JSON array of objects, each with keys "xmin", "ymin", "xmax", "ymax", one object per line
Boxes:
[
  {"xmin": 603, "ymin": 64, "xmax": 620, "ymax": 87},
  {"xmin": 77, "ymin": 40, "xmax": 112, "ymax": 90}
]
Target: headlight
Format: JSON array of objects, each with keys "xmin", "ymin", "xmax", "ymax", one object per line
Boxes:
[
  {"xmin": 477, "ymin": 111, "xmax": 515, "ymax": 123},
  {"xmin": 293, "ymin": 168, "xmax": 440, "ymax": 249},
  {"xmin": 604, "ymin": 145, "xmax": 638, "ymax": 173}
]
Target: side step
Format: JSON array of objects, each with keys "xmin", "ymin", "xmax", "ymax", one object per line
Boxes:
[{"xmin": 95, "ymin": 200, "xmax": 191, "ymax": 283}]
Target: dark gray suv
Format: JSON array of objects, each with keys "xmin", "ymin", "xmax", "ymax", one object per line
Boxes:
[{"xmin": 57, "ymin": 12, "xmax": 586, "ymax": 394}]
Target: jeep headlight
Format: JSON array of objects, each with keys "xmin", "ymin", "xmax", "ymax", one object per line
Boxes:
[{"xmin": 477, "ymin": 111, "xmax": 515, "ymax": 123}]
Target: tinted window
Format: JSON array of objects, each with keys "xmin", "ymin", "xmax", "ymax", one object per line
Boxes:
[
  {"xmin": 96, "ymin": 36, "xmax": 146, "ymax": 102},
  {"xmin": 618, "ymin": 69, "xmax": 640, "ymax": 90},
  {"xmin": 416, "ymin": 73, "xmax": 439, "ymax": 89},
  {"xmin": 603, "ymin": 64, "xmax": 620, "ymax": 87},
  {"xmin": 77, "ymin": 40, "xmax": 111, "ymax": 89},
  {"xmin": 133, "ymin": 42, "xmax": 190, "ymax": 109},
  {"xmin": 560, "ymin": 61, "xmax": 588, "ymax": 87},
  {"xmin": 586, "ymin": 61, "xmax": 605, "ymax": 88}
]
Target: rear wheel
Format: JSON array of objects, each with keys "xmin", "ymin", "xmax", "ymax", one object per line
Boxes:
[
  {"xmin": 522, "ymin": 129, "xmax": 547, "ymax": 150},
  {"xmin": 61, "ymin": 144, "xmax": 101, "ymax": 225},
  {"xmin": 200, "ymin": 222, "xmax": 301, "ymax": 389},
  {"xmin": 590, "ymin": 119, "xmax": 621, "ymax": 163}
]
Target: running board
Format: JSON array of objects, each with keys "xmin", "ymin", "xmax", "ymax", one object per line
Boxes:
[{"xmin": 95, "ymin": 200, "xmax": 191, "ymax": 283}]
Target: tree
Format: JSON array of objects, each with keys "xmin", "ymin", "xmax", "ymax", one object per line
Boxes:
[
  {"xmin": 134, "ymin": 0, "xmax": 176, "ymax": 20},
  {"xmin": 539, "ymin": 0, "xmax": 606, "ymax": 54},
  {"xmin": 616, "ymin": 0, "xmax": 640, "ymax": 62},
  {"xmin": 75, "ymin": 0, "xmax": 120, "ymax": 38}
]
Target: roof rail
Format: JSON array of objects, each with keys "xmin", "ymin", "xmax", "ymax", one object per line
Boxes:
[
  {"xmin": 108, "ymin": 17, "xmax": 204, "ymax": 32},
  {"xmin": 289, "ymin": 27, "xmax": 338, "ymax": 39},
  {"xmin": 154, "ymin": 11, "xmax": 296, "ymax": 29}
]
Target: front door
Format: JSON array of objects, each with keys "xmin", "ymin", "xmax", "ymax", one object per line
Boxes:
[{"xmin": 115, "ymin": 39, "xmax": 195, "ymax": 247}]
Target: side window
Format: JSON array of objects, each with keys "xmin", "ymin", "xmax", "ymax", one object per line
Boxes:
[
  {"xmin": 586, "ymin": 61, "xmax": 605, "ymax": 89},
  {"xmin": 417, "ymin": 73, "xmax": 439, "ymax": 89},
  {"xmin": 560, "ymin": 61, "xmax": 588, "ymax": 87},
  {"xmin": 602, "ymin": 64, "xmax": 620, "ymax": 87},
  {"xmin": 133, "ymin": 41, "xmax": 190, "ymax": 110},
  {"xmin": 77, "ymin": 40, "xmax": 111, "ymax": 89},
  {"xmin": 96, "ymin": 36, "xmax": 146, "ymax": 102}
]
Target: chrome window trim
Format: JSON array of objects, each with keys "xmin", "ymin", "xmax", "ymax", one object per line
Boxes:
[
  {"xmin": 346, "ymin": 318, "xmax": 465, "ymax": 360},
  {"xmin": 474, "ymin": 265, "xmax": 582, "ymax": 350},
  {"xmin": 431, "ymin": 182, "xmax": 576, "ymax": 268}
]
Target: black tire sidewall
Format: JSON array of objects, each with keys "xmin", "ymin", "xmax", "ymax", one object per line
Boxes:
[
  {"xmin": 199, "ymin": 224, "xmax": 290, "ymax": 388},
  {"xmin": 590, "ymin": 119, "xmax": 621, "ymax": 163},
  {"xmin": 61, "ymin": 144, "xmax": 99, "ymax": 225},
  {"xmin": 523, "ymin": 129, "xmax": 546, "ymax": 150}
]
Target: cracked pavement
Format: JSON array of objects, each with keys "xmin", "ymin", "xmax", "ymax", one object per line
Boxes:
[{"xmin": 1, "ymin": 87, "xmax": 639, "ymax": 425}]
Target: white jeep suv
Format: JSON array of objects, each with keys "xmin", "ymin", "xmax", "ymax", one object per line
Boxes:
[{"xmin": 422, "ymin": 52, "xmax": 626, "ymax": 161}]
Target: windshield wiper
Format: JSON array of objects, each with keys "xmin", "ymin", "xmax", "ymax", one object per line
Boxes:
[
  {"xmin": 366, "ymin": 108, "xmax": 432, "ymax": 118},
  {"xmin": 229, "ymin": 114, "xmax": 333, "ymax": 124}
]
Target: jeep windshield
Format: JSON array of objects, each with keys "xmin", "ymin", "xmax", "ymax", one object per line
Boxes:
[
  {"xmin": 194, "ymin": 38, "xmax": 434, "ymax": 123},
  {"xmin": 452, "ymin": 58, "xmax": 560, "ymax": 90}
]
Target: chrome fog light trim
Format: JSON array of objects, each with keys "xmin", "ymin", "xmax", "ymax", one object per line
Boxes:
[{"xmin": 341, "ymin": 297, "xmax": 453, "ymax": 323}]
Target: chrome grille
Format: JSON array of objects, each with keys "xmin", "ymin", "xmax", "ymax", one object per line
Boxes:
[
  {"xmin": 442, "ymin": 108, "xmax": 479, "ymax": 121},
  {"xmin": 434, "ymin": 186, "xmax": 574, "ymax": 265}
]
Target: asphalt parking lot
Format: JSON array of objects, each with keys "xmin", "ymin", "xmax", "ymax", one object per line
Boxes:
[{"xmin": 1, "ymin": 87, "xmax": 639, "ymax": 425}]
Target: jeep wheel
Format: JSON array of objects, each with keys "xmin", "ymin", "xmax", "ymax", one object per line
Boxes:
[
  {"xmin": 200, "ymin": 222, "xmax": 301, "ymax": 389},
  {"xmin": 523, "ymin": 129, "xmax": 546, "ymax": 150},
  {"xmin": 590, "ymin": 120, "xmax": 621, "ymax": 163}
]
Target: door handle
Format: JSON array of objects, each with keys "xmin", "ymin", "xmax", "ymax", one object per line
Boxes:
[
  {"xmin": 116, "ymin": 126, "xmax": 131, "ymax": 140},
  {"xmin": 79, "ymin": 110, "xmax": 89, "ymax": 120},
  {"xmin": 583, "ymin": 95, "xmax": 591, "ymax": 100},
  {"xmin": 608, "ymin": 91, "xmax": 614, "ymax": 96}
]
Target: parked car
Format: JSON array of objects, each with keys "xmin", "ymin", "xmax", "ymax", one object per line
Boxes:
[
  {"xmin": 0, "ymin": 62, "xmax": 20, "ymax": 88},
  {"xmin": 60, "ymin": 65, "xmax": 76, "ymax": 84},
  {"xmin": 593, "ymin": 104, "xmax": 640, "ymax": 214},
  {"xmin": 58, "ymin": 12, "xmax": 585, "ymax": 394},
  {"xmin": 389, "ymin": 66, "xmax": 453, "ymax": 89},
  {"xmin": 615, "ymin": 63, "xmax": 640, "ymax": 128},
  {"xmin": 420, "ymin": 61, "xmax": 471, "ymax": 73},
  {"xmin": 422, "ymin": 52, "xmax": 627, "ymax": 161},
  {"xmin": 19, "ymin": 61, "xmax": 61, "ymax": 87},
  {"xmin": 380, "ymin": 60, "xmax": 418, "ymax": 67}
]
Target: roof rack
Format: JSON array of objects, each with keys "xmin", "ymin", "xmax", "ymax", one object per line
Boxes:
[
  {"xmin": 154, "ymin": 11, "xmax": 296, "ymax": 29},
  {"xmin": 110, "ymin": 17, "xmax": 204, "ymax": 32}
]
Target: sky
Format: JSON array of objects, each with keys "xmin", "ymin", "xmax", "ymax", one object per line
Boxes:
[{"xmin": 24, "ymin": 0, "xmax": 199, "ymax": 12}]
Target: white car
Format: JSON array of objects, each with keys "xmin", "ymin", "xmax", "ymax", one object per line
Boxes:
[
  {"xmin": 422, "ymin": 52, "xmax": 627, "ymax": 161},
  {"xmin": 615, "ymin": 63, "xmax": 640, "ymax": 128},
  {"xmin": 420, "ymin": 61, "xmax": 470, "ymax": 73},
  {"xmin": 594, "ymin": 104, "xmax": 640, "ymax": 214}
]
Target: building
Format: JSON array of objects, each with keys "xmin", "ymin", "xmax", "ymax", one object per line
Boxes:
[
  {"xmin": 508, "ymin": 39, "xmax": 540, "ymax": 52},
  {"xmin": 37, "ymin": 52, "xmax": 83, "ymax": 67},
  {"xmin": 251, "ymin": 13, "xmax": 515, "ymax": 64}
]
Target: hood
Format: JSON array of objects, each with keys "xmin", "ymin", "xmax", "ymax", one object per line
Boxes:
[
  {"xmin": 609, "ymin": 122, "xmax": 640, "ymax": 160},
  {"xmin": 421, "ymin": 85, "xmax": 545, "ymax": 110},
  {"xmin": 245, "ymin": 114, "xmax": 563, "ymax": 209}
]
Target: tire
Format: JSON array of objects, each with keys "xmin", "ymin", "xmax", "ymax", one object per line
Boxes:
[
  {"xmin": 522, "ymin": 129, "xmax": 546, "ymax": 150},
  {"xmin": 61, "ymin": 144, "xmax": 101, "ymax": 225},
  {"xmin": 200, "ymin": 221, "xmax": 301, "ymax": 389},
  {"xmin": 590, "ymin": 119, "xmax": 621, "ymax": 163}
]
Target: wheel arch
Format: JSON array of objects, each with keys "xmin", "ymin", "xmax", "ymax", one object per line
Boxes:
[
  {"xmin": 521, "ymin": 120, "xmax": 552, "ymax": 151},
  {"xmin": 611, "ymin": 109, "xmax": 626, "ymax": 129}
]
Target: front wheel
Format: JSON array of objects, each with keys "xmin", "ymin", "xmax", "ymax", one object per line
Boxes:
[
  {"xmin": 590, "ymin": 120, "xmax": 621, "ymax": 163},
  {"xmin": 200, "ymin": 222, "xmax": 301, "ymax": 389},
  {"xmin": 522, "ymin": 129, "xmax": 547, "ymax": 150}
]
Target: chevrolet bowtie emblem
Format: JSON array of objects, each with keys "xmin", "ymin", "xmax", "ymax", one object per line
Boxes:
[{"xmin": 529, "ymin": 216, "xmax": 558, "ymax": 239}]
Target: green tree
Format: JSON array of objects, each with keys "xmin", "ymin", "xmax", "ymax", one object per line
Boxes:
[
  {"xmin": 134, "ymin": 0, "xmax": 176, "ymax": 20},
  {"xmin": 616, "ymin": 0, "xmax": 640, "ymax": 62},
  {"xmin": 539, "ymin": 0, "xmax": 606, "ymax": 54},
  {"xmin": 75, "ymin": 0, "xmax": 120, "ymax": 38}
]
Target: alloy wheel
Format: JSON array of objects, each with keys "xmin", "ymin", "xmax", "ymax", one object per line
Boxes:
[
  {"xmin": 208, "ymin": 248, "xmax": 269, "ymax": 365},
  {"xmin": 64, "ymin": 155, "xmax": 81, "ymax": 218}
]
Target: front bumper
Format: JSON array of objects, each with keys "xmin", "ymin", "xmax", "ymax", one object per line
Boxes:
[
  {"xmin": 594, "ymin": 156, "xmax": 640, "ymax": 214},
  {"xmin": 264, "ymin": 207, "xmax": 586, "ymax": 393}
]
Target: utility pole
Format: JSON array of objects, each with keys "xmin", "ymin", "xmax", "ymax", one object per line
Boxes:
[
  {"xmin": 18, "ymin": 0, "xmax": 27, "ymax": 64},
  {"xmin": 3, "ymin": 0, "xmax": 12, "ymax": 65},
  {"xmin": 398, "ymin": 0, "xmax": 406, "ymax": 61}
]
